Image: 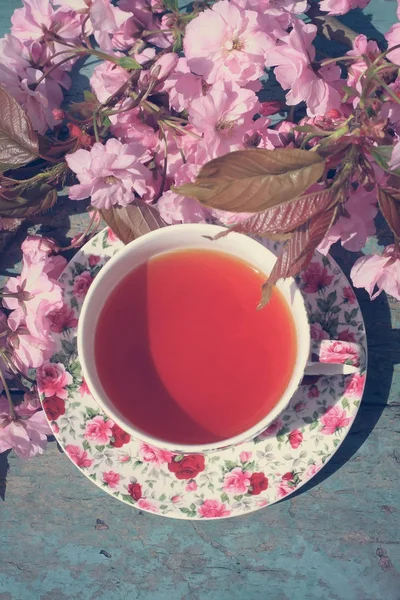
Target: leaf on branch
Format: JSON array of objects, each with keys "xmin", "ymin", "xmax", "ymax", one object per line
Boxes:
[
  {"xmin": 211, "ymin": 188, "xmax": 336, "ymax": 240},
  {"xmin": 100, "ymin": 200, "xmax": 166, "ymax": 245},
  {"xmin": 118, "ymin": 56, "xmax": 142, "ymax": 71},
  {"xmin": 0, "ymin": 183, "xmax": 57, "ymax": 218},
  {"xmin": 378, "ymin": 187, "xmax": 400, "ymax": 239},
  {"xmin": 0, "ymin": 85, "xmax": 39, "ymax": 173},
  {"xmin": 369, "ymin": 146, "xmax": 393, "ymax": 172},
  {"xmin": 258, "ymin": 206, "xmax": 337, "ymax": 309},
  {"xmin": 174, "ymin": 148, "xmax": 326, "ymax": 213}
]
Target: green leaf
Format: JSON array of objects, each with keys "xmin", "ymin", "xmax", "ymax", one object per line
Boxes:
[
  {"xmin": 159, "ymin": 493, "xmax": 166, "ymax": 501},
  {"xmin": 175, "ymin": 148, "xmax": 326, "ymax": 213},
  {"xmin": 159, "ymin": 504, "xmax": 168, "ymax": 510},
  {"xmin": 121, "ymin": 494, "xmax": 135, "ymax": 504},
  {"xmin": 220, "ymin": 492, "xmax": 229, "ymax": 503},
  {"xmin": 164, "ymin": 0, "xmax": 179, "ymax": 10},
  {"xmin": 86, "ymin": 407, "xmax": 99, "ymax": 419},
  {"xmin": 100, "ymin": 200, "xmax": 166, "ymax": 245},
  {"xmin": 0, "ymin": 85, "xmax": 39, "ymax": 172},
  {"xmin": 95, "ymin": 445, "xmax": 105, "ymax": 452},
  {"xmin": 326, "ymin": 291, "xmax": 337, "ymax": 308},
  {"xmin": 118, "ymin": 56, "xmax": 142, "ymax": 71},
  {"xmin": 303, "ymin": 416, "xmax": 313, "ymax": 424},
  {"xmin": 369, "ymin": 146, "xmax": 392, "ymax": 171},
  {"xmin": 224, "ymin": 460, "xmax": 237, "ymax": 471},
  {"xmin": 82, "ymin": 439, "xmax": 90, "ymax": 451},
  {"xmin": 62, "ymin": 339, "xmax": 77, "ymax": 356},
  {"xmin": 84, "ymin": 90, "xmax": 98, "ymax": 103},
  {"xmin": 233, "ymin": 495, "xmax": 243, "ymax": 501},
  {"xmin": 330, "ymin": 306, "xmax": 341, "ymax": 314},
  {"xmin": 180, "ymin": 507, "xmax": 190, "ymax": 514}
]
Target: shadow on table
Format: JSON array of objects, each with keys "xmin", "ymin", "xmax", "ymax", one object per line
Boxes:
[
  {"xmin": 288, "ymin": 244, "xmax": 400, "ymax": 499},
  {"xmin": 0, "ymin": 450, "xmax": 10, "ymax": 501}
]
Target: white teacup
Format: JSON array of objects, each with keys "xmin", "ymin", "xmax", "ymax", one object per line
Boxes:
[{"xmin": 78, "ymin": 223, "xmax": 362, "ymax": 453}]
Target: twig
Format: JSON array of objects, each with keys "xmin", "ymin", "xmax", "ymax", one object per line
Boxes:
[
  {"xmin": 0, "ymin": 360, "xmax": 16, "ymax": 420},
  {"xmin": 307, "ymin": 5, "xmax": 359, "ymax": 48}
]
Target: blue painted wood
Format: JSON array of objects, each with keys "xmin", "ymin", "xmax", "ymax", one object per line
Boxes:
[{"xmin": 0, "ymin": 1, "xmax": 400, "ymax": 599}]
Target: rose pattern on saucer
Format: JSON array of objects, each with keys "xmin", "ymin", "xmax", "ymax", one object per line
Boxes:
[{"xmin": 37, "ymin": 229, "xmax": 367, "ymax": 520}]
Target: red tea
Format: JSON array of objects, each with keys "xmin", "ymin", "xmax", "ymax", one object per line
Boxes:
[{"xmin": 95, "ymin": 249, "xmax": 297, "ymax": 445}]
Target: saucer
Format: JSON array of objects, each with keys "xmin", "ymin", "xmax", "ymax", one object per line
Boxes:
[{"xmin": 38, "ymin": 228, "xmax": 367, "ymax": 519}]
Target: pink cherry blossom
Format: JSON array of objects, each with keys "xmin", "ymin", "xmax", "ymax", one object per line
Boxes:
[
  {"xmin": 320, "ymin": 405, "xmax": 351, "ymax": 435},
  {"xmin": 265, "ymin": 20, "xmax": 341, "ymax": 117},
  {"xmin": 15, "ymin": 68, "xmax": 64, "ymax": 134},
  {"xmin": 350, "ymin": 245, "xmax": 400, "ymax": 300},
  {"xmin": 319, "ymin": 0, "xmax": 371, "ymax": 15},
  {"xmin": 7, "ymin": 311, "xmax": 54, "ymax": 374},
  {"xmin": 65, "ymin": 444, "xmax": 93, "ymax": 468},
  {"xmin": 138, "ymin": 442, "xmax": 173, "ymax": 466},
  {"xmin": 310, "ymin": 322, "xmax": 330, "ymax": 341},
  {"xmin": 89, "ymin": 0, "xmax": 130, "ymax": 52},
  {"xmin": 102, "ymin": 470, "xmax": 121, "ymax": 489},
  {"xmin": 188, "ymin": 80, "xmax": 257, "ymax": 157},
  {"xmin": 157, "ymin": 191, "xmax": 209, "ymax": 225},
  {"xmin": 222, "ymin": 467, "xmax": 251, "ymax": 494},
  {"xmin": 21, "ymin": 235, "xmax": 57, "ymax": 267},
  {"xmin": 240, "ymin": 451, "xmax": 252, "ymax": 463},
  {"xmin": 73, "ymin": 272, "xmax": 93, "ymax": 299},
  {"xmin": 47, "ymin": 304, "xmax": 78, "ymax": 333},
  {"xmin": 163, "ymin": 57, "xmax": 205, "ymax": 113},
  {"xmin": 137, "ymin": 498, "xmax": 159, "ymax": 513},
  {"xmin": 386, "ymin": 23, "xmax": 400, "ymax": 65},
  {"xmin": 90, "ymin": 60, "xmax": 130, "ymax": 103},
  {"xmin": 36, "ymin": 362, "xmax": 73, "ymax": 399},
  {"xmin": 184, "ymin": 0, "xmax": 271, "ymax": 86},
  {"xmin": 319, "ymin": 340, "xmax": 360, "ymax": 366},
  {"xmin": 185, "ymin": 480, "xmax": 198, "ymax": 492},
  {"xmin": 84, "ymin": 415, "xmax": 115, "ymax": 444},
  {"xmin": 346, "ymin": 35, "xmax": 380, "ymax": 97},
  {"xmin": 110, "ymin": 107, "xmax": 159, "ymax": 151},
  {"xmin": 345, "ymin": 372, "xmax": 366, "ymax": 397},
  {"xmin": 198, "ymin": 499, "xmax": 231, "ymax": 518},
  {"xmin": 11, "ymin": 0, "xmax": 54, "ymax": 41},
  {"xmin": 0, "ymin": 395, "xmax": 50, "ymax": 459},
  {"xmin": 66, "ymin": 139, "xmax": 151, "ymax": 209}
]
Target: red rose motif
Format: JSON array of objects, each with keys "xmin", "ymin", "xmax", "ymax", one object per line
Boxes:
[
  {"xmin": 307, "ymin": 385, "xmax": 319, "ymax": 399},
  {"xmin": 302, "ymin": 262, "xmax": 333, "ymax": 293},
  {"xmin": 42, "ymin": 395, "xmax": 65, "ymax": 421},
  {"xmin": 248, "ymin": 472, "xmax": 269, "ymax": 495},
  {"xmin": 343, "ymin": 286, "xmax": 356, "ymax": 305},
  {"xmin": 289, "ymin": 429, "xmax": 303, "ymax": 449},
  {"xmin": 88, "ymin": 255, "xmax": 101, "ymax": 267},
  {"xmin": 73, "ymin": 271, "xmax": 93, "ymax": 298},
  {"xmin": 282, "ymin": 472, "xmax": 294, "ymax": 481},
  {"xmin": 168, "ymin": 454, "xmax": 205, "ymax": 480},
  {"xmin": 110, "ymin": 423, "xmax": 131, "ymax": 448},
  {"xmin": 47, "ymin": 304, "xmax": 78, "ymax": 333},
  {"xmin": 338, "ymin": 329, "xmax": 356, "ymax": 343},
  {"xmin": 128, "ymin": 482, "xmax": 142, "ymax": 501}
]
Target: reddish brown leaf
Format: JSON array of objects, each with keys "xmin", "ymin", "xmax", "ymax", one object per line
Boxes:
[
  {"xmin": 0, "ymin": 85, "xmax": 39, "ymax": 173},
  {"xmin": 100, "ymin": 200, "xmax": 166, "ymax": 244},
  {"xmin": 258, "ymin": 206, "xmax": 337, "ymax": 309},
  {"xmin": 378, "ymin": 187, "xmax": 400, "ymax": 239},
  {"xmin": 175, "ymin": 148, "xmax": 326, "ymax": 213},
  {"xmin": 0, "ymin": 183, "xmax": 57, "ymax": 218},
  {"xmin": 212, "ymin": 188, "xmax": 335, "ymax": 240}
]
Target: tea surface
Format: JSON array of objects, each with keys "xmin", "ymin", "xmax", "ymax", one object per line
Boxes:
[{"xmin": 95, "ymin": 249, "xmax": 297, "ymax": 444}]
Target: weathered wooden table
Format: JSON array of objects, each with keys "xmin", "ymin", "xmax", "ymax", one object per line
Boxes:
[{"xmin": 1, "ymin": 1, "xmax": 400, "ymax": 598}]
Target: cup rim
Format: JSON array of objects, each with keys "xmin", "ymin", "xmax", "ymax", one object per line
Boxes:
[{"xmin": 77, "ymin": 223, "xmax": 310, "ymax": 453}]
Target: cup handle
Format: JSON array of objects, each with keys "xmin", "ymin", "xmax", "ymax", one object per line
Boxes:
[{"xmin": 304, "ymin": 339, "xmax": 365, "ymax": 377}]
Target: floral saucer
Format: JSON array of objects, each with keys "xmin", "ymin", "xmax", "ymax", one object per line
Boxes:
[{"xmin": 37, "ymin": 228, "xmax": 367, "ymax": 519}]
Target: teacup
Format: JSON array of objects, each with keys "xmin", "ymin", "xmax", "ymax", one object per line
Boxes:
[{"xmin": 78, "ymin": 223, "xmax": 362, "ymax": 453}]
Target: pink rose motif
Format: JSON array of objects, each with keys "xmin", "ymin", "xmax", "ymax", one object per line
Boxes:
[
  {"xmin": 345, "ymin": 372, "xmax": 366, "ymax": 398},
  {"xmin": 308, "ymin": 386, "xmax": 319, "ymax": 399},
  {"xmin": 277, "ymin": 483, "xmax": 292, "ymax": 499},
  {"xmin": 138, "ymin": 442, "xmax": 173, "ymax": 467},
  {"xmin": 137, "ymin": 498, "xmax": 158, "ymax": 513},
  {"xmin": 289, "ymin": 429, "xmax": 303, "ymax": 449},
  {"xmin": 36, "ymin": 362, "xmax": 73, "ymax": 399},
  {"xmin": 198, "ymin": 499, "xmax": 231, "ymax": 518},
  {"xmin": 320, "ymin": 405, "xmax": 351, "ymax": 435},
  {"xmin": 65, "ymin": 444, "xmax": 93, "ymax": 468},
  {"xmin": 107, "ymin": 227, "xmax": 118, "ymax": 242},
  {"xmin": 302, "ymin": 262, "xmax": 334, "ymax": 293},
  {"xmin": 185, "ymin": 480, "xmax": 198, "ymax": 492},
  {"xmin": 84, "ymin": 415, "xmax": 114, "ymax": 444},
  {"xmin": 102, "ymin": 470, "xmax": 120, "ymax": 489},
  {"xmin": 88, "ymin": 255, "xmax": 101, "ymax": 267},
  {"xmin": 52, "ymin": 423, "xmax": 60, "ymax": 434},
  {"xmin": 319, "ymin": 340, "xmax": 360, "ymax": 367},
  {"xmin": 343, "ymin": 286, "xmax": 356, "ymax": 305},
  {"xmin": 223, "ymin": 467, "xmax": 251, "ymax": 494},
  {"xmin": 171, "ymin": 495, "xmax": 182, "ymax": 504},
  {"xmin": 47, "ymin": 303, "xmax": 78, "ymax": 333},
  {"xmin": 73, "ymin": 271, "xmax": 93, "ymax": 298},
  {"xmin": 117, "ymin": 453, "xmax": 130, "ymax": 463},
  {"xmin": 306, "ymin": 463, "xmax": 321, "ymax": 478},
  {"xmin": 310, "ymin": 322, "xmax": 329, "ymax": 341},
  {"xmin": 240, "ymin": 451, "xmax": 252, "ymax": 463}
]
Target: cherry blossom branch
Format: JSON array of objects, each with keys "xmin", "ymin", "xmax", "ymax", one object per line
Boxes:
[{"xmin": 0, "ymin": 359, "xmax": 15, "ymax": 420}]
